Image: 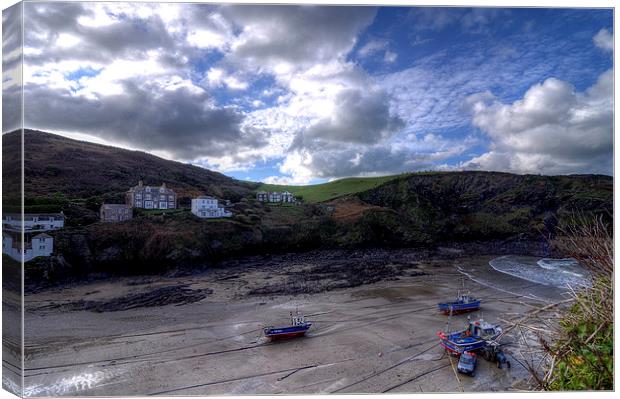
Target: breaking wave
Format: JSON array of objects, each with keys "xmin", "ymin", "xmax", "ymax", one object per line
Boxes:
[{"xmin": 489, "ymin": 255, "xmax": 591, "ymax": 289}]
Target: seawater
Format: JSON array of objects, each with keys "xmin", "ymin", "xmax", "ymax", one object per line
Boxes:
[{"xmin": 489, "ymin": 255, "xmax": 591, "ymax": 289}]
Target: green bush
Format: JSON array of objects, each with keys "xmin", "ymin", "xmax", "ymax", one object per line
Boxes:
[{"xmin": 548, "ymin": 278, "xmax": 613, "ymax": 390}]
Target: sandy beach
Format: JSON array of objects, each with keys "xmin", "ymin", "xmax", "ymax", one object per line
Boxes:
[{"xmin": 17, "ymin": 250, "xmax": 568, "ymax": 396}]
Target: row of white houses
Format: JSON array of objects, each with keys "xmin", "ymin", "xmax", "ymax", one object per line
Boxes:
[
  {"xmin": 101, "ymin": 181, "xmax": 234, "ymax": 222},
  {"xmin": 2, "ymin": 183, "xmax": 295, "ymax": 262},
  {"xmin": 2, "ymin": 213, "xmax": 64, "ymax": 262}
]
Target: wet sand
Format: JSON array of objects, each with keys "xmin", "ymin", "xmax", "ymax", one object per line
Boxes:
[{"xmin": 19, "ymin": 252, "xmax": 568, "ymax": 396}]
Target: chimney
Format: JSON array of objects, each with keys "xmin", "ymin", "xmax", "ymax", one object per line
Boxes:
[
  {"xmin": 138, "ymin": 180, "xmax": 143, "ymax": 187},
  {"xmin": 162, "ymin": 182, "xmax": 166, "ymax": 189}
]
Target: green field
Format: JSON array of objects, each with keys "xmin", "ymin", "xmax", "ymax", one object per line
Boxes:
[{"xmin": 257, "ymin": 174, "xmax": 405, "ymax": 203}]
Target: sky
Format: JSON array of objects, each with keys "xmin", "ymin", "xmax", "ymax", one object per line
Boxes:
[{"xmin": 1, "ymin": 2, "xmax": 614, "ymax": 184}]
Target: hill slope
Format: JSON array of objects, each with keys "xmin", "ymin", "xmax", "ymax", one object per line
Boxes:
[
  {"xmin": 257, "ymin": 175, "xmax": 403, "ymax": 203},
  {"xmin": 348, "ymin": 171, "xmax": 612, "ymax": 243},
  {"xmin": 2, "ymin": 130, "xmax": 257, "ymax": 202}
]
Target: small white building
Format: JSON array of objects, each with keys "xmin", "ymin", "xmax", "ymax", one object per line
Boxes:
[
  {"xmin": 191, "ymin": 196, "xmax": 232, "ymax": 219},
  {"xmin": 281, "ymin": 191, "xmax": 295, "ymax": 203},
  {"xmin": 2, "ymin": 232, "xmax": 54, "ymax": 262},
  {"xmin": 2, "ymin": 213, "xmax": 65, "ymax": 233}
]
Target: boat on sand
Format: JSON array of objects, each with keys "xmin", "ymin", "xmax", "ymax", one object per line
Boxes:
[{"xmin": 264, "ymin": 311, "xmax": 312, "ymax": 340}]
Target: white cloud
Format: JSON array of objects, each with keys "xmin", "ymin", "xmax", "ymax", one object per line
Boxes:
[
  {"xmin": 464, "ymin": 69, "xmax": 613, "ymax": 174},
  {"xmin": 384, "ymin": 50, "xmax": 397, "ymax": 63},
  {"xmin": 13, "ymin": 2, "xmax": 612, "ymax": 182},
  {"xmin": 593, "ymin": 28, "xmax": 613, "ymax": 52},
  {"xmin": 358, "ymin": 39, "xmax": 388, "ymax": 57},
  {"xmin": 204, "ymin": 68, "xmax": 248, "ymax": 90},
  {"xmin": 55, "ymin": 33, "xmax": 81, "ymax": 47},
  {"xmin": 186, "ymin": 12, "xmax": 234, "ymax": 51}
]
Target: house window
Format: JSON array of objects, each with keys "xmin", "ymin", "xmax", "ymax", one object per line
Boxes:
[
  {"xmin": 168, "ymin": 195, "xmax": 174, "ymax": 201},
  {"xmin": 145, "ymin": 201, "xmax": 153, "ymax": 209},
  {"xmin": 136, "ymin": 193, "xmax": 142, "ymax": 200},
  {"xmin": 146, "ymin": 194, "xmax": 152, "ymax": 200},
  {"xmin": 160, "ymin": 195, "xmax": 166, "ymax": 201},
  {"xmin": 159, "ymin": 202, "xmax": 167, "ymax": 209},
  {"xmin": 136, "ymin": 201, "xmax": 143, "ymax": 207},
  {"xmin": 39, "ymin": 246, "xmax": 46, "ymax": 250},
  {"xmin": 169, "ymin": 202, "xmax": 175, "ymax": 208}
]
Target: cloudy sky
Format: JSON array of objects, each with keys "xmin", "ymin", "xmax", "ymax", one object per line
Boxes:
[{"xmin": 2, "ymin": 2, "xmax": 614, "ymax": 184}]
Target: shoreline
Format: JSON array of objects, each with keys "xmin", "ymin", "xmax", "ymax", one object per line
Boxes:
[{"xmin": 23, "ymin": 239, "xmax": 556, "ymax": 294}]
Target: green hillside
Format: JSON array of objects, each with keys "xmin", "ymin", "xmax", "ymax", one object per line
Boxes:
[{"xmin": 257, "ymin": 175, "xmax": 405, "ymax": 203}]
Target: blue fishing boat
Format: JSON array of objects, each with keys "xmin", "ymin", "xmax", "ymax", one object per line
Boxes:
[
  {"xmin": 438, "ymin": 293, "xmax": 481, "ymax": 315},
  {"xmin": 437, "ymin": 318, "xmax": 502, "ymax": 355},
  {"xmin": 264, "ymin": 311, "xmax": 312, "ymax": 340}
]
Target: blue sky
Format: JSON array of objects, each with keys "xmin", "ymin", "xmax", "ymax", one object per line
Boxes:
[{"xmin": 3, "ymin": 3, "xmax": 613, "ymax": 184}]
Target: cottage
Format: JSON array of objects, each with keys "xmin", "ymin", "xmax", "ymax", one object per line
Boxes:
[
  {"xmin": 2, "ymin": 232, "xmax": 54, "ymax": 262},
  {"xmin": 256, "ymin": 191, "xmax": 296, "ymax": 203},
  {"xmin": 268, "ymin": 192, "xmax": 283, "ymax": 202},
  {"xmin": 256, "ymin": 191, "xmax": 268, "ymax": 202},
  {"xmin": 191, "ymin": 196, "xmax": 232, "ymax": 218},
  {"xmin": 100, "ymin": 204, "xmax": 133, "ymax": 222},
  {"xmin": 2, "ymin": 213, "xmax": 65, "ymax": 232},
  {"xmin": 126, "ymin": 181, "xmax": 177, "ymax": 210},
  {"xmin": 282, "ymin": 191, "xmax": 295, "ymax": 203}
]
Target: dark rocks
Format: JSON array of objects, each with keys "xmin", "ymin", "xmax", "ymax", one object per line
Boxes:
[
  {"xmin": 246, "ymin": 248, "xmax": 427, "ymax": 296},
  {"xmin": 33, "ymin": 285, "xmax": 212, "ymax": 313}
]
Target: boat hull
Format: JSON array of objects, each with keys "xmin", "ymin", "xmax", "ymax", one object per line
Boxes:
[
  {"xmin": 439, "ymin": 336, "xmax": 487, "ymax": 354},
  {"xmin": 437, "ymin": 329, "xmax": 501, "ymax": 354},
  {"xmin": 438, "ymin": 301, "xmax": 481, "ymax": 315},
  {"xmin": 264, "ymin": 323, "xmax": 311, "ymax": 340}
]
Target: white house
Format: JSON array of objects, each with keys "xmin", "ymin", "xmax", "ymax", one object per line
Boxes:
[
  {"xmin": 281, "ymin": 191, "xmax": 295, "ymax": 203},
  {"xmin": 2, "ymin": 233, "xmax": 54, "ymax": 262},
  {"xmin": 268, "ymin": 192, "xmax": 282, "ymax": 202},
  {"xmin": 257, "ymin": 191, "xmax": 296, "ymax": 203},
  {"xmin": 2, "ymin": 213, "xmax": 65, "ymax": 233},
  {"xmin": 191, "ymin": 196, "xmax": 232, "ymax": 218},
  {"xmin": 2, "ymin": 213, "xmax": 63, "ymax": 262}
]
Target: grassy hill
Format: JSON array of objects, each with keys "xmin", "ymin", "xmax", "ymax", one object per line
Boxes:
[
  {"xmin": 2, "ymin": 129, "xmax": 257, "ymax": 208},
  {"xmin": 257, "ymin": 175, "xmax": 403, "ymax": 203},
  {"xmin": 352, "ymin": 171, "xmax": 613, "ymax": 242}
]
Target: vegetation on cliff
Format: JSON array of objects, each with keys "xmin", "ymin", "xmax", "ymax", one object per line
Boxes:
[
  {"xmin": 545, "ymin": 215, "xmax": 613, "ymax": 390},
  {"xmin": 506, "ymin": 214, "xmax": 613, "ymax": 390}
]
